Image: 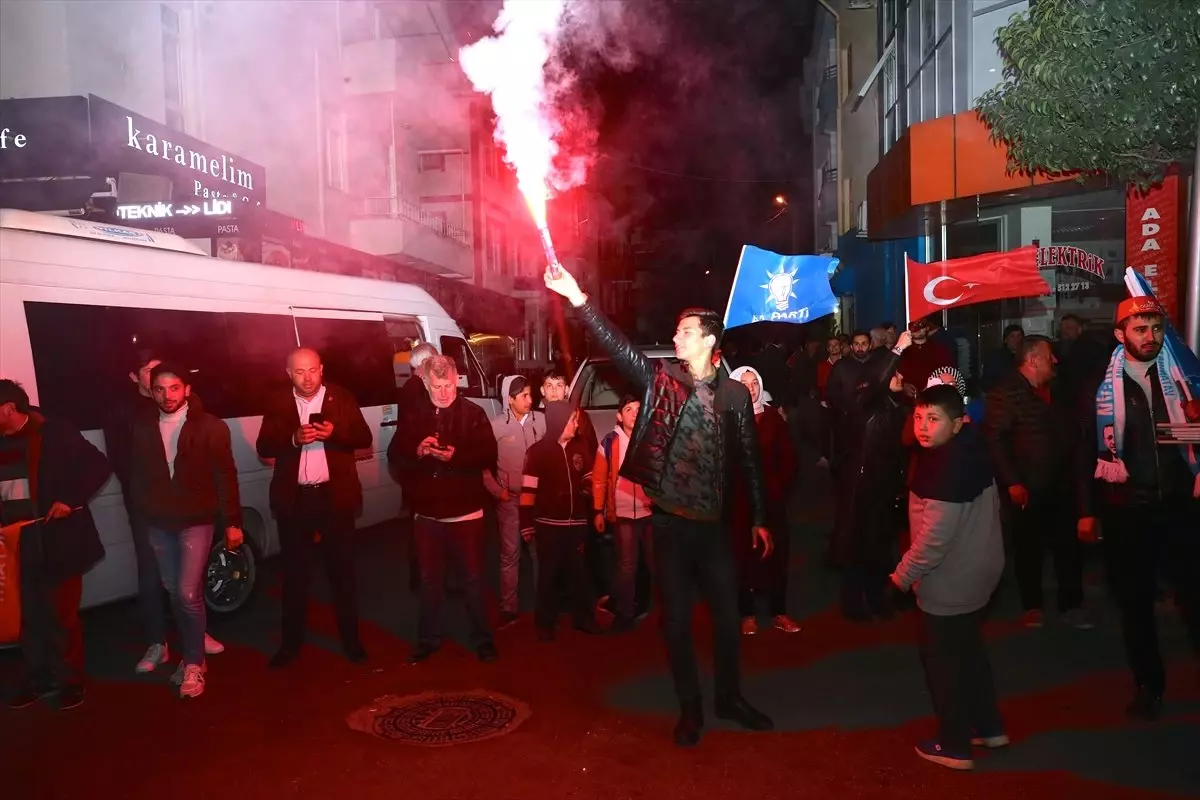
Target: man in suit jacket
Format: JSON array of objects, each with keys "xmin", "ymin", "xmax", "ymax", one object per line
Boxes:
[{"xmin": 256, "ymin": 348, "xmax": 373, "ymax": 668}]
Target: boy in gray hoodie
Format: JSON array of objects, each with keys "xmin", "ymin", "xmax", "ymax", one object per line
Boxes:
[{"xmin": 891, "ymin": 384, "xmax": 1006, "ymax": 771}]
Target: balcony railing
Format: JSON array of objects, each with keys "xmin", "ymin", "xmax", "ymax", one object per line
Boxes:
[
  {"xmin": 359, "ymin": 196, "xmax": 471, "ymax": 247},
  {"xmin": 821, "ymin": 165, "xmax": 838, "ymax": 186},
  {"xmin": 823, "ymin": 64, "xmax": 837, "ymax": 82}
]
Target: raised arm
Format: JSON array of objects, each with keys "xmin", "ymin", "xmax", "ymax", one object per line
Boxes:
[{"xmin": 544, "ymin": 265, "xmax": 653, "ymax": 392}]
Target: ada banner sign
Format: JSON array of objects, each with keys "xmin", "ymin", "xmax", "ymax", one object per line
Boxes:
[{"xmin": 1126, "ymin": 175, "xmax": 1181, "ymax": 323}]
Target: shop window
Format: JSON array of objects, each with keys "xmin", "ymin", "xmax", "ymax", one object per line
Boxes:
[
  {"xmin": 907, "ymin": 74, "xmax": 922, "ymax": 127},
  {"xmin": 971, "ymin": 1, "xmax": 1028, "ymax": 104},
  {"xmin": 906, "ymin": 0, "xmax": 922, "ymax": 82},
  {"xmin": 936, "ymin": 37, "xmax": 956, "ymax": 117},
  {"xmin": 295, "ymin": 317, "xmax": 395, "ymax": 407}
]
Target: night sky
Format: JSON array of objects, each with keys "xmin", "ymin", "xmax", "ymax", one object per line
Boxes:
[{"xmin": 449, "ymin": 0, "xmax": 817, "ymax": 314}]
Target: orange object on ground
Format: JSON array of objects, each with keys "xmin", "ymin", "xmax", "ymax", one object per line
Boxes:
[{"xmin": 0, "ymin": 522, "xmax": 23, "ymax": 644}]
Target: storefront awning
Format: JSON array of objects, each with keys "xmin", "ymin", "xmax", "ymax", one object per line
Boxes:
[{"xmin": 866, "ymin": 111, "xmax": 1076, "ymax": 240}]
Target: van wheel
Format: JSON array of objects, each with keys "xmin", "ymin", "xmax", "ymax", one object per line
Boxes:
[{"xmin": 205, "ymin": 538, "xmax": 258, "ymax": 615}]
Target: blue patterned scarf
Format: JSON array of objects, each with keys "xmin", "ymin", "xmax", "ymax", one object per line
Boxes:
[{"xmin": 1094, "ymin": 270, "xmax": 1200, "ymax": 483}]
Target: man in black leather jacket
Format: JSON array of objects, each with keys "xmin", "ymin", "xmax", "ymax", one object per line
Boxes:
[{"xmin": 545, "ymin": 264, "xmax": 774, "ymax": 747}]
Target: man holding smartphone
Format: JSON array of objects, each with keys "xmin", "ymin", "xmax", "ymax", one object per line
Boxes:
[
  {"xmin": 394, "ymin": 355, "xmax": 499, "ymax": 663},
  {"xmin": 257, "ymin": 347, "xmax": 373, "ymax": 668}
]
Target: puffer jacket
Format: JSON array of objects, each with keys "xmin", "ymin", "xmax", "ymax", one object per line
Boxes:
[{"xmin": 575, "ymin": 302, "xmax": 767, "ymax": 527}]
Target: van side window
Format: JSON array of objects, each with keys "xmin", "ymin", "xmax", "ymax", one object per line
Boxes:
[
  {"xmin": 439, "ymin": 335, "xmax": 482, "ymax": 397},
  {"xmin": 23, "ymin": 302, "xmax": 297, "ymax": 430},
  {"xmin": 384, "ymin": 315, "xmax": 425, "ymax": 389},
  {"xmin": 223, "ymin": 312, "xmax": 296, "ymax": 410},
  {"xmin": 296, "ymin": 317, "xmax": 395, "ymax": 407}
]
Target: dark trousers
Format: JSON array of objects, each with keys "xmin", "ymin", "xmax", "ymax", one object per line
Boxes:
[
  {"xmin": 127, "ymin": 506, "xmax": 168, "ymax": 646},
  {"xmin": 20, "ymin": 562, "xmax": 84, "ymax": 691},
  {"xmin": 840, "ymin": 563, "xmax": 889, "ymax": 617},
  {"xmin": 1010, "ymin": 493, "xmax": 1083, "ymax": 612},
  {"xmin": 278, "ymin": 485, "xmax": 360, "ymax": 650},
  {"xmin": 653, "ymin": 511, "xmax": 741, "ymax": 708},
  {"xmin": 413, "ymin": 515, "xmax": 492, "ymax": 649},
  {"xmin": 1102, "ymin": 499, "xmax": 1200, "ymax": 694},
  {"xmin": 736, "ymin": 515, "xmax": 790, "ymax": 617},
  {"xmin": 918, "ymin": 609, "xmax": 1003, "ymax": 753},
  {"xmin": 534, "ymin": 522, "xmax": 595, "ymax": 630}
]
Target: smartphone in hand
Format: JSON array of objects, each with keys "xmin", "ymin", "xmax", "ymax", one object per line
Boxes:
[{"xmin": 308, "ymin": 413, "xmax": 326, "ymax": 425}]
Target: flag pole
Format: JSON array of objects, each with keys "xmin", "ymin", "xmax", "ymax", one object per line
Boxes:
[{"xmin": 903, "ymin": 253, "xmax": 912, "ymax": 324}]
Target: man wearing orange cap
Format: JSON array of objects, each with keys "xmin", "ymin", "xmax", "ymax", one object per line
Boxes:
[{"xmin": 1076, "ymin": 295, "xmax": 1200, "ymax": 721}]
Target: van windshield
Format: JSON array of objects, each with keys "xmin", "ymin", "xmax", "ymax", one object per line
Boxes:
[{"xmin": 572, "ymin": 360, "xmax": 638, "ymax": 411}]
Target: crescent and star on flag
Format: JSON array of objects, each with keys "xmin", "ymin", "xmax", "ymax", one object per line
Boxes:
[{"xmin": 922, "ymin": 275, "xmax": 982, "ymax": 306}]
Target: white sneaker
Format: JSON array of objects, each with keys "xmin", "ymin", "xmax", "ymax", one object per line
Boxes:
[
  {"xmin": 179, "ymin": 664, "xmax": 206, "ymax": 699},
  {"xmin": 171, "ymin": 659, "xmax": 208, "ymax": 686},
  {"xmin": 204, "ymin": 633, "xmax": 225, "ymax": 655},
  {"xmin": 135, "ymin": 643, "xmax": 169, "ymax": 674}
]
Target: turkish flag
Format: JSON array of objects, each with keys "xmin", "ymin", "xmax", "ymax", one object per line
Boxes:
[{"xmin": 905, "ymin": 246, "xmax": 1050, "ymax": 321}]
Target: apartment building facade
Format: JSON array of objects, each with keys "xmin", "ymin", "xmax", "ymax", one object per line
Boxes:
[{"xmin": 807, "ymin": 0, "xmax": 1189, "ymax": 369}]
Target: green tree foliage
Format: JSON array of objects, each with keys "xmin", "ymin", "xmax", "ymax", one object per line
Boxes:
[{"xmin": 975, "ymin": 0, "xmax": 1200, "ymax": 189}]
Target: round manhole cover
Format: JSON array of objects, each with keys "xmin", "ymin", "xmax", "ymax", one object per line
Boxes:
[{"xmin": 348, "ymin": 690, "xmax": 531, "ymax": 747}]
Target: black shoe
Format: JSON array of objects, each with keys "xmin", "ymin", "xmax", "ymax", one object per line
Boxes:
[
  {"xmin": 476, "ymin": 642, "xmax": 499, "ymax": 663},
  {"xmin": 56, "ymin": 684, "xmax": 85, "ymax": 711},
  {"xmin": 7, "ymin": 685, "xmax": 56, "ymax": 710},
  {"xmin": 343, "ymin": 642, "xmax": 368, "ymax": 663},
  {"xmin": 573, "ymin": 620, "xmax": 603, "ymax": 635},
  {"xmin": 537, "ymin": 626, "xmax": 556, "ymax": 642},
  {"xmin": 714, "ymin": 693, "xmax": 774, "ymax": 732},
  {"xmin": 409, "ymin": 642, "xmax": 439, "ymax": 663},
  {"xmin": 497, "ymin": 611, "xmax": 519, "ymax": 631},
  {"xmin": 268, "ymin": 647, "xmax": 301, "ymax": 669},
  {"xmin": 1125, "ymin": 686, "xmax": 1163, "ymax": 721},
  {"xmin": 674, "ymin": 701, "xmax": 704, "ymax": 747}
]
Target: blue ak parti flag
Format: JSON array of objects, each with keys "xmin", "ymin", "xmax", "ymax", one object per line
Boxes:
[{"xmin": 722, "ymin": 245, "xmax": 840, "ymax": 330}]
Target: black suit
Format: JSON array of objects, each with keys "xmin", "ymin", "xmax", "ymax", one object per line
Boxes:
[{"xmin": 256, "ymin": 384, "xmax": 372, "ymax": 653}]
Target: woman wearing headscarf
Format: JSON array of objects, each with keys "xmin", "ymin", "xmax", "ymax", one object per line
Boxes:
[{"xmin": 729, "ymin": 366, "xmax": 800, "ymax": 634}]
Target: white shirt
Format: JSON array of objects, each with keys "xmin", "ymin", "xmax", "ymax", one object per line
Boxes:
[
  {"xmin": 294, "ymin": 385, "xmax": 331, "ymax": 486},
  {"xmin": 159, "ymin": 403, "xmax": 189, "ymax": 478},
  {"xmin": 604, "ymin": 426, "xmax": 652, "ymax": 520}
]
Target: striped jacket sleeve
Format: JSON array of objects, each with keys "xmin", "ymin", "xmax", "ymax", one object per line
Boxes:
[{"xmin": 519, "ymin": 446, "xmax": 540, "ymax": 535}]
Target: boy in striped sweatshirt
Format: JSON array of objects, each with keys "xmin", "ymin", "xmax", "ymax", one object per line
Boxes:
[{"xmin": 520, "ymin": 400, "xmax": 602, "ymax": 640}]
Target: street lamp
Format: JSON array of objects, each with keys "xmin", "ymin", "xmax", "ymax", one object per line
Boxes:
[{"xmin": 774, "ymin": 195, "xmax": 787, "ymax": 206}]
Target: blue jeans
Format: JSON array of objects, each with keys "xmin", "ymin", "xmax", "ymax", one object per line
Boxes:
[
  {"xmin": 613, "ymin": 517, "xmax": 654, "ymax": 621},
  {"xmin": 149, "ymin": 524, "xmax": 211, "ymax": 667}
]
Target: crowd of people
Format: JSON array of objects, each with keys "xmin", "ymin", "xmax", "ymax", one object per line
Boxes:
[{"xmin": 1, "ymin": 265, "xmax": 1197, "ymax": 772}]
